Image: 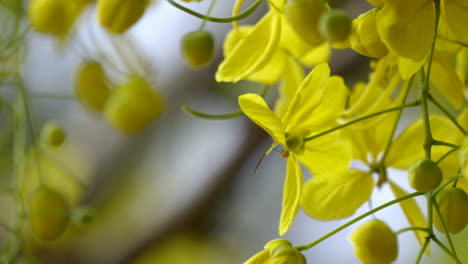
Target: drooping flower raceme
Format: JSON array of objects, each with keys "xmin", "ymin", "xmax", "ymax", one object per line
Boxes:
[{"xmin": 239, "ymin": 63, "xmax": 351, "ymax": 235}]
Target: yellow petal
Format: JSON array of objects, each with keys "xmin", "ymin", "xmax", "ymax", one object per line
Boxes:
[
  {"xmin": 350, "ymin": 9, "xmax": 389, "ymax": 59},
  {"xmin": 274, "ymin": 57, "xmax": 305, "ymax": 118},
  {"xmin": 399, "ymin": 56, "xmax": 425, "ymax": 80},
  {"xmin": 239, "ymin": 94, "xmax": 286, "ymax": 145},
  {"xmin": 443, "ymin": 0, "xmax": 468, "ymax": 44},
  {"xmin": 297, "ymin": 132, "xmax": 351, "ymax": 178},
  {"xmin": 243, "ymin": 249, "xmax": 271, "ymax": 264},
  {"xmin": 377, "ymin": 0, "xmax": 435, "ymax": 61},
  {"xmin": 430, "ymin": 56, "xmax": 464, "ymax": 109},
  {"xmin": 301, "ymin": 171, "xmax": 373, "ymax": 220},
  {"xmin": 280, "ymin": 20, "xmax": 330, "ymax": 67},
  {"xmin": 222, "ymin": 25, "xmax": 288, "ymax": 84},
  {"xmin": 388, "ymin": 181, "xmax": 429, "ymax": 255},
  {"xmin": 282, "ymin": 63, "xmax": 331, "ymax": 133},
  {"xmin": 216, "ymin": 11, "xmax": 282, "ymax": 83},
  {"xmin": 435, "ymin": 16, "xmax": 461, "ymax": 55},
  {"xmin": 279, "ymin": 157, "xmax": 303, "ymax": 236}
]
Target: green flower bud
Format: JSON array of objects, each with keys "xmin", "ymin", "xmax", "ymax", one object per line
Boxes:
[
  {"xmin": 181, "ymin": 31, "xmax": 215, "ymax": 69},
  {"xmin": 284, "ymin": 0, "xmax": 326, "ymax": 46},
  {"xmin": 75, "ymin": 61, "xmax": 111, "ymax": 112},
  {"xmin": 350, "ymin": 220, "xmax": 398, "ymax": 264},
  {"xmin": 40, "ymin": 121, "xmax": 66, "ymax": 148},
  {"xmin": 104, "ymin": 75, "xmax": 164, "ymax": 134},
  {"xmin": 433, "ymin": 188, "xmax": 468, "ymax": 234},
  {"xmin": 319, "ymin": 10, "xmax": 352, "ymax": 43},
  {"xmin": 408, "ymin": 159, "xmax": 443, "ymax": 192},
  {"xmin": 29, "ymin": 188, "xmax": 70, "ymax": 241},
  {"xmin": 97, "ymin": 0, "xmax": 151, "ymax": 34}
]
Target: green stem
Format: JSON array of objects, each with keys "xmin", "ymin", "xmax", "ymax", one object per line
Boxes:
[
  {"xmin": 432, "ymin": 174, "xmax": 462, "ymax": 197},
  {"xmin": 380, "ymin": 75, "xmax": 414, "ymax": 164},
  {"xmin": 304, "ymin": 101, "xmax": 420, "ymax": 142},
  {"xmin": 395, "ymin": 227, "xmax": 430, "ymax": 235},
  {"xmin": 415, "ymin": 238, "xmax": 430, "ymax": 264},
  {"xmin": 428, "ymin": 95, "xmax": 466, "ymax": 135},
  {"xmin": 432, "ymin": 236, "xmax": 462, "ymax": 264},
  {"xmin": 432, "ymin": 197, "xmax": 458, "ymax": 261},
  {"xmin": 296, "ymin": 192, "xmax": 424, "ymax": 251},
  {"xmin": 166, "ymin": 0, "xmax": 263, "ymax": 23},
  {"xmin": 182, "ymin": 105, "xmax": 243, "ymax": 119},
  {"xmin": 436, "ymin": 147, "xmax": 460, "ymax": 165},
  {"xmin": 29, "ymin": 92, "xmax": 76, "ymax": 101},
  {"xmin": 199, "ymin": 0, "xmax": 217, "ymax": 30},
  {"xmin": 420, "ymin": 0, "xmax": 441, "ymax": 160},
  {"xmin": 432, "ymin": 140, "xmax": 459, "ymax": 149}
]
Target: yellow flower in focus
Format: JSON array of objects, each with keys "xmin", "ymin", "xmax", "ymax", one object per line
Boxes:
[
  {"xmin": 244, "ymin": 239, "xmax": 306, "ymax": 264},
  {"xmin": 104, "ymin": 75, "xmax": 164, "ymax": 134},
  {"xmin": 349, "ymin": 220, "xmax": 398, "ymax": 264},
  {"xmin": 350, "ymin": 9, "xmax": 388, "ymax": 59},
  {"xmin": 239, "ymin": 63, "xmax": 351, "ymax": 235},
  {"xmin": 97, "ymin": 0, "xmax": 151, "ymax": 34}
]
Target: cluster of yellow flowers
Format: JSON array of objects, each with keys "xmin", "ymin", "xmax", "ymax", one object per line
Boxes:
[
  {"xmin": 213, "ymin": 0, "xmax": 468, "ymax": 263},
  {"xmin": 4, "ymin": 0, "xmax": 468, "ymax": 262}
]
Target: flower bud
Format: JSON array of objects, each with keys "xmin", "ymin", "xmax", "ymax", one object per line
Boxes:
[
  {"xmin": 284, "ymin": 0, "xmax": 326, "ymax": 46},
  {"xmin": 75, "ymin": 61, "xmax": 111, "ymax": 112},
  {"xmin": 181, "ymin": 31, "xmax": 215, "ymax": 69},
  {"xmin": 29, "ymin": 188, "xmax": 70, "ymax": 241},
  {"xmin": 408, "ymin": 159, "xmax": 443, "ymax": 192},
  {"xmin": 104, "ymin": 75, "xmax": 164, "ymax": 134},
  {"xmin": 97, "ymin": 0, "xmax": 151, "ymax": 34},
  {"xmin": 319, "ymin": 10, "xmax": 352, "ymax": 43},
  {"xmin": 433, "ymin": 188, "xmax": 468, "ymax": 234},
  {"xmin": 28, "ymin": 0, "xmax": 75, "ymax": 36},
  {"xmin": 350, "ymin": 220, "xmax": 398, "ymax": 264},
  {"xmin": 40, "ymin": 121, "xmax": 66, "ymax": 148},
  {"xmin": 350, "ymin": 10, "xmax": 388, "ymax": 59}
]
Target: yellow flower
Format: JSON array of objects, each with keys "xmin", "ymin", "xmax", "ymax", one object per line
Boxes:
[
  {"xmin": 239, "ymin": 63, "xmax": 351, "ymax": 235},
  {"xmin": 216, "ymin": 9, "xmax": 329, "ymax": 85},
  {"xmin": 97, "ymin": 0, "xmax": 151, "ymax": 34},
  {"xmin": 244, "ymin": 239, "xmax": 306, "ymax": 264}
]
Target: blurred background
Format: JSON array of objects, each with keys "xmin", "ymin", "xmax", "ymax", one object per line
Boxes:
[{"xmin": 5, "ymin": 0, "xmax": 467, "ymax": 263}]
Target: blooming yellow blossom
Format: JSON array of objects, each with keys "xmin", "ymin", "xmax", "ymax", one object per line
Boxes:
[{"xmin": 239, "ymin": 63, "xmax": 351, "ymax": 235}]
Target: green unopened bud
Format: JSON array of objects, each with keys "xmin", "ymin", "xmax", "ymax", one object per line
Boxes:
[
  {"xmin": 262, "ymin": 239, "xmax": 306, "ymax": 264},
  {"xmin": 350, "ymin": 220, "xmax": 398, "ymax": 264},
  {"xmin": 29, "ymin": 187, "xmax": 70, "ymax": 241},
  {"xmin": 408, "ymin": 159, "xmax": 443, "ymax": 192},
  {"xmin": 269, "ymin": 241, "xmax": 295, "ymax": 258},
  {"xmin": 97, "ymin": 0, "xmax": 151, "ymax": 34},
  {"xmin": 75, "ymin": 61, "xmax": 111, "ymax": 112},
  {"xmin": 40, "ymin": 121, "xmax": 66, "ymax": 148},
  {"xmin": 434, "ymin": 188, "xmax": 468, "ymax": 234},
  {"xmin": 181, "ymin": 31, "xmax": 215, "ymax": 69},
  {"xmin": 104, "ymin": 75, "xmax": 164, "ymax": 134},
  {"xmin": 284, "ymin": 0, "xmax": 326, "ymax": 46},
  {"xmin": 319, "ymin": 10, "xmax": 352, "ymax": 43}
]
